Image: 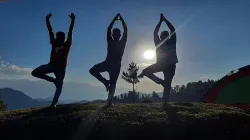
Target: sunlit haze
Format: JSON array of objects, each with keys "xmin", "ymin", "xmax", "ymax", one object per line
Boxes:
[{"xmin": 143, "ymin": 50, "xmax": 155, "ymax": 60}]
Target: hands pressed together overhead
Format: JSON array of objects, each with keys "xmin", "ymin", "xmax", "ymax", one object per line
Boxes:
[
  {"xmin": 160, "ymin": 13, "xmax": 167, "ymax": 22},
  {"xmin": 114, "ymin": 13, "xmax": 124, "ymax": 21}
]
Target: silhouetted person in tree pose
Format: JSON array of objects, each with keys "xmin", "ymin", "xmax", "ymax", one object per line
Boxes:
[
  {"xmin": 31, "ymin": 13, "xmax": 75, "ymax": 108},
  {"xmin": 89, "ymin": 13, "xmax": 128, "ymax": 106},
  {"xmin": 140, "ymin": 13, "xmax": 178, "ymax": 103}
]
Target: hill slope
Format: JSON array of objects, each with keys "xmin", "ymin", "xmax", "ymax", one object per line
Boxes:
[
  {"xmin": 0, "ymin": 88, "xmax": 49, "ymax": 110},
  {"xmin": 0, "ymin": 103, "xmax": 250, "ymax": 140},
  {"xmin": 0, "ymin": 88, "xmax": 82, "ymax": 110}
]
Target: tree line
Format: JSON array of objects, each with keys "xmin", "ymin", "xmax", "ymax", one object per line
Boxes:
[{"xmin": 90, "ymin": 79, "xmax": 217, "ymax": 104}]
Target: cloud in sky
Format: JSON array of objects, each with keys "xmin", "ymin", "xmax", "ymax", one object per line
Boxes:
[{"xmin": 0, "ymin": 56, "xmax": 33, "ymax": 76}]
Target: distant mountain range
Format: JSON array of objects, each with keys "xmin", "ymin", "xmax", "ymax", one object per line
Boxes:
[
  {"xmin": 0, "ymin": 88, "xmax": 48, "ymax": 110},
  {"xmin": 0, "ymin": 79, "xmax": 129, "ymax": 101},
  {"xmin": 0, "ymin": 87, "xmax": 162, "ymax": 110},
  {"xmin": 0, "ymin": 88, "xmax": 88, "ymax": 110},
  {"xmin": 0, "ymin": 79, "xmax": 161, "ymax": 110},
  {"xmin": 35, "ymin": 97, "xmax": 88, "ymax": 104}
]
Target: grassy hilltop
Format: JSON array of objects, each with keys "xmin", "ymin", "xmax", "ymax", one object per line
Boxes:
[{"xmin": 0, "ymin": 103, "xmax": 250, "ymax": 140}]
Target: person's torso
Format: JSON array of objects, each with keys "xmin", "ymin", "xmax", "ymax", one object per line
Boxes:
[
  {"xmin": 106, "ymin": 39, "xmax": 126, "ymax": 63},
  {"xmin": 49, "ymin": 41, "xmax": 71, "ymax": 66},
  {"xmin": 156, "ymin": 37, "xmax": 178, "ymax": 65}
]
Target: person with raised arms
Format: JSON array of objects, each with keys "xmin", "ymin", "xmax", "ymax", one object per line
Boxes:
[
  {"xmin": 31, "ymin": 13, "xmax": 75, "ymax": 108},
  {"xmin": 139, "ymin": 13, "xmax": 178, "ymax": 103},
  {"xmin": 89, "ymin": 13, "xmax": 128, "ymax": 106}
]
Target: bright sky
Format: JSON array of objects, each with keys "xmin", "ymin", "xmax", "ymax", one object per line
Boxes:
[{"xmin": 0, "ymin": 0, "xmax": 250, "ymax": 93}]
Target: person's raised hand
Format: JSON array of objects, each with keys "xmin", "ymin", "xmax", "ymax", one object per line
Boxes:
[
  {"xmin": 46, "ymin": 13, "xmax": 52, "ymax": 20},
  {"xmin": 160, "ymin": 13, "xmax": 165, "ymax": 22},
  {"xmin": 69, "ymin": 13, "xmax": 76, "ymax": 20},
  {"xmin": 115, "ymin": 13, "xmax": 120, "ymax": 20},
  {"xmin": 118, "ymin": 13, "xmax": 124, "ymax": 21}
]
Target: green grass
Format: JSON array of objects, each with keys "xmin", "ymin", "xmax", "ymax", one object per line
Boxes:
[{"xmin": 0, "ymin": 102, "xmax": 250, "ymax": 140}]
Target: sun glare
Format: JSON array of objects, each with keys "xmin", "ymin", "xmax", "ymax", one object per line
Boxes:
[{"xmin": 143, "ymin": 50, "xmax": 155, "ymax": 60}]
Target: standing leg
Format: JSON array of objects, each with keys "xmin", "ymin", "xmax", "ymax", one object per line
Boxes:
[
  {"xmin": 107, "ymin": 64, "xmax": 121, "ymax": 105},
  {"xmin": 89, "ymin": 61, "xmax": 109, "ymax": 91},
  {"xmin": 31, "ymin": 64, "xmax": 55, "ymax": 83},
  {"xmin": 162, "ymin": 64, "xmax": 176, "ymax": 102},
  {"xmin": 141, "ymin": 63, "xmax": 163, "ymax": 85},
  {"xmin": 51, "ymin": 67, "xmax": 66, "ymax": 107}
]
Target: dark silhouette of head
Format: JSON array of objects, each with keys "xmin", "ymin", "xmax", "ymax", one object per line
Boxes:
[
  {"xmin": 112, "ymin": 28, "xmax": 121, "ymax": 40},
  {"xmin": 56, "ymin": 31, "xmax": 66, "ymax": 43},
  {"xmin": 160, "ymin": 31, "xmax": 169, "ymax": 40}
]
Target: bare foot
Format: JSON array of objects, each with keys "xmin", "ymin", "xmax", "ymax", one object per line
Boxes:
[
  {"xmin": 138, "ymin": 73, "xmax": 144, "ymax": 78},
  {"xmin": 106, "ymin": 101, "xmax": 114, "ymax": 107}
]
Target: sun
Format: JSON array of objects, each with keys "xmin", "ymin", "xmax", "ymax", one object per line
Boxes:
[{"xmin": 143, "ymin": 50, "xmax": 155, "ymax": 60}]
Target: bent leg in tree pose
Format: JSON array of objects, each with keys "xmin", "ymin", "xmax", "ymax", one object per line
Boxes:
[
  {"xmin": 89, "ymin": 13, "xmax": 128, "ymax": 106},
  {"xmin": 31, "ymin": 13, "xmax": 75, "ymax": 108},
  {"xmin": 140, "ymin": 13, "xmax": 178, "ymax": 103}
]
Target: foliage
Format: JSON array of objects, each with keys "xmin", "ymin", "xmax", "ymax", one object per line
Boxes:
[
  {"xmin": 122, "ymin": 62, "xmax": 140, "ymax": 85},
  {"xmin": 121, "ymin": 62, "xmax": 140, "ymax": 103},
  {"xmin": 170, "ymin": 79, "xmax": 216, "ymax": 102},
  {"xmin": 0, "ymin": 96, "xmax": 7, "ymax": 111},
  {"xmin": 108, "ymin": 79, "xmax": 217, "ymax": 103},
  {"xmin": 151, "ymin": 91, "xmax": 161, "ymax": 102}
]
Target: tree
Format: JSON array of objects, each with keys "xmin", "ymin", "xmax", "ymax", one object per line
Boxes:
[
  {"xmin": 142, "ymin": 94, "xmax": 145, "ymax": 100},
  {"xmin": 135, "ymin": 92, "xmax": 140, "ymax": 102},
  {"xmin": 124, "ymin": 93, "xmax": 128, "ymax": 101},
  {"xmin": 105, "ymin": 78, "xmax": 217, "ymax": 103},
  {"xmin": 152, "ymin": 91, "xmax": 161, "ymax": 102},
  {"xmin": 113, "ymin": 96, "xmax": 119, "ymax": 103},
  {"xmin": 120, "ymin": 94, "xmax": 124, "ymax": 100},
  {"xmin": 0, "ymin": 96, "xmax": 7, "ymax": 111},
  {"xmin": 173, "ymin": 85, "xmax": 180, "ymax": 93},
  {"xmin": 121, "ymin": 62, "xmax": 140, "ymax": 103}
]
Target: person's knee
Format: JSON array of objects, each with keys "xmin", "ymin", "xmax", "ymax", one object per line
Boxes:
[
  {"xmin": 31, "ymin": 69, "xmax": 38, "ymax": 77},
  {"xmin": 89, "ymin": 67, "xmax": 96, "ymax": 75},
  {"xmin": 31, "ymin": 65, "xmax": 46, "ymax": 77}
]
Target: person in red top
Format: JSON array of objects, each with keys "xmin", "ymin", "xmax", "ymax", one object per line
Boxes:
[{"xmin": 31, "ymin": 13, "xmax": 75, "ymax": 108}]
